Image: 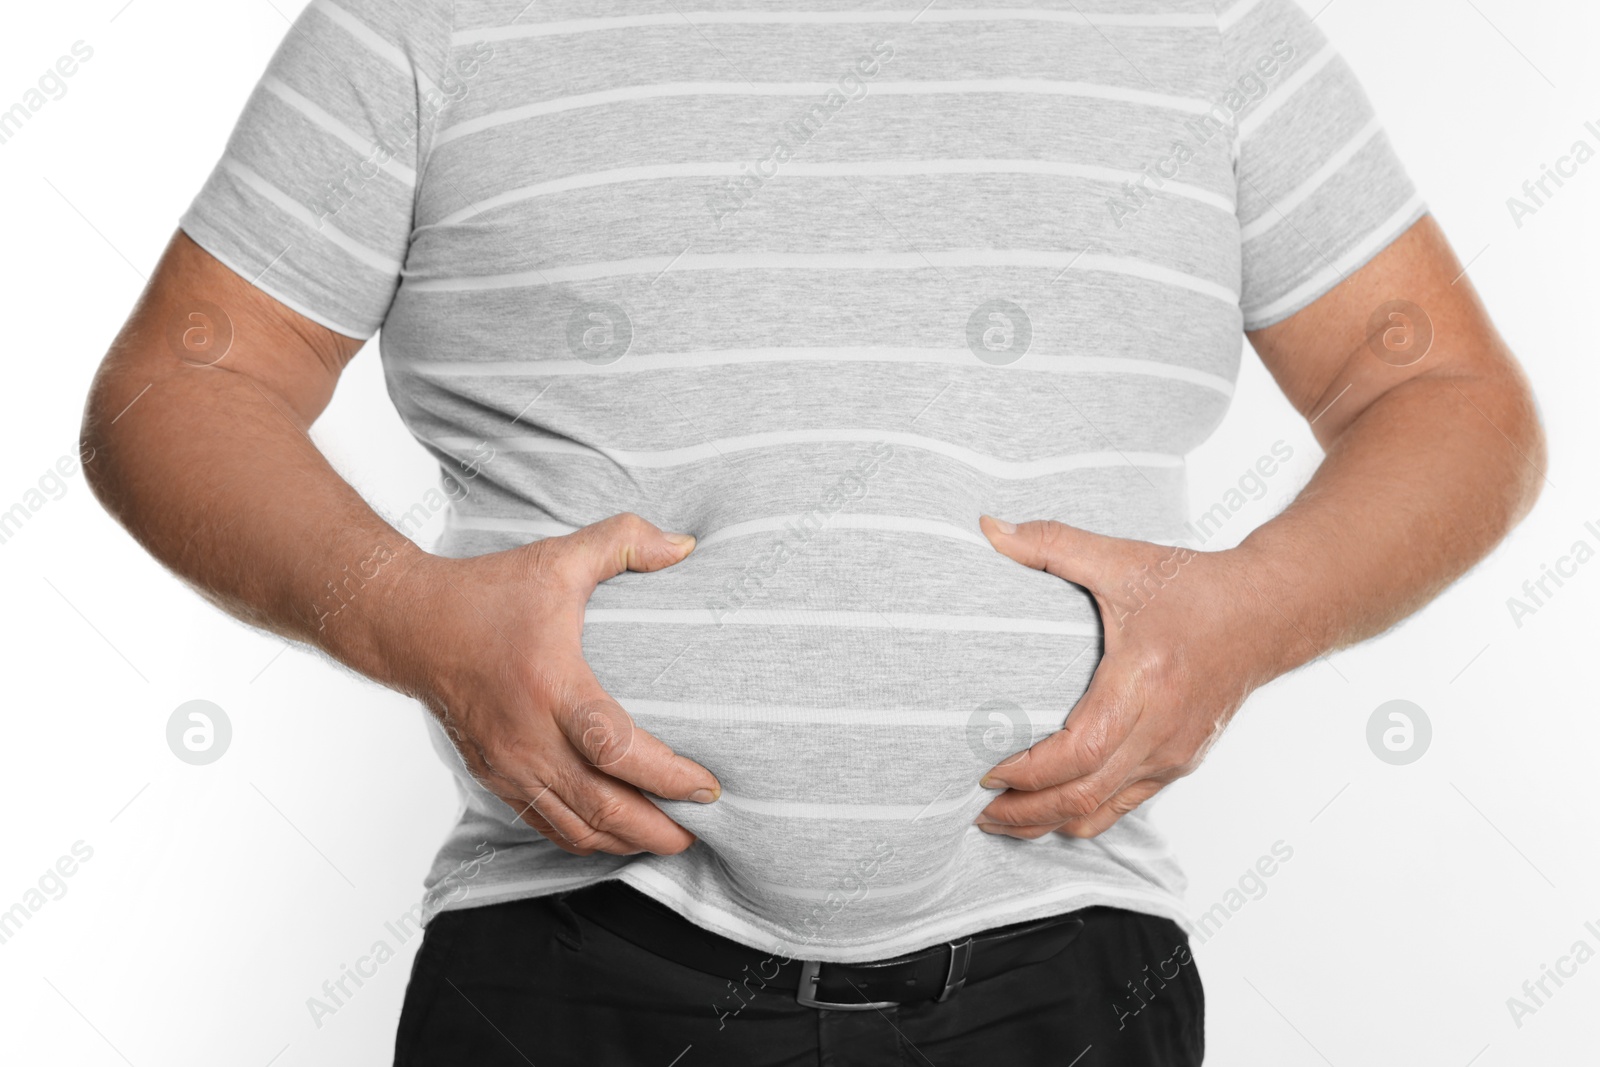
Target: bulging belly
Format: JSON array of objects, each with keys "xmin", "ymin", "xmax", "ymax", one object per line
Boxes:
[{"xmin": 579, "ymin": 517, "xmax": 1103, "ymax": 930}]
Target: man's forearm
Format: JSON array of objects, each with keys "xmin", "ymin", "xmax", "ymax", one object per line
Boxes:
[
  {"xmin": 1232, "ymin": 363, "xmax": 1544, "ymax": 679},
  {"xmin": 81, "ymin": 333, "xmax": 430, "ymax": 692}
]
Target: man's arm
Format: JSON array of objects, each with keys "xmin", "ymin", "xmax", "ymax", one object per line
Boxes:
[
  {"xmin": 83, "ymin": 231, "xmax": 720, "ymax": 854},
  {"xmin": 83, "ymin": 232, "xmax": 397, "ymax": 675},
  {"xmin": 973, "ymin": 215, "xmax": 1545, "ymax": 837},
  {"xmin": 1234, "ymin": 213, "xmax": 1544, "ymax": 664}
]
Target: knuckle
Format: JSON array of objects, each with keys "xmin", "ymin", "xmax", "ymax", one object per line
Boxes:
[
  {"xmin": 563, "ymin": 824, "xmax": 610, "ymax": 852},
  {"xmin": 1059, "ymin": 780, "xmax": 1104, "ymax": 817},
  {"xmin": 1130, "ymin": 645, "xmax": 1172, "ymax": 683},
  {"xmin": 587, "ymin": 792, "xmax": 633, "ymax": 834},
  {"xmin": 481, "ymin": 734, "xmax": 536, "ymax": 777},
  {"xmin": 576, "ymin": 701, "xmax": 635, "ymax": 768},
  {"xmin": 1037, "ymin": 520, "xmax": 1065, "ymax": 553},
  {"xmin": 1073, "ymin": 728, "xmax": 1111, "ymax": 770}
]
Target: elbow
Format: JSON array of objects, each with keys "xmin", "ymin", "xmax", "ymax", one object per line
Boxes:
[
  {"xmin": 1510, "ymin": 384, "xmax": 1549, "ymax": 525},
  {"xmin": 77, "ymin": 354, "xmax": 132, "ymax": 511}
]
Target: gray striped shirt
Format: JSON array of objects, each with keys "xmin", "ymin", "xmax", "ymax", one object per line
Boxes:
[{"xmin": 182, "ymin": 0, "xmax": 1424, "ymax": 961}]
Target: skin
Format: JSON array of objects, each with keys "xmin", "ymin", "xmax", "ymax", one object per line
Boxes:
[
  {"xmin": 973, "ymin": 214, "xmax": 1545, "ymax": 838},
  {"xmin": 80, "ymin": 215, "xmax": 1544, "ymax": 857},
  {"xmin": 81, "ymin": 231, "xmax": 720, "ymax": 858}
]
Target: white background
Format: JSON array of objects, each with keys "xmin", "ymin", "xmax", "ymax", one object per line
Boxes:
[{"xmin": 1, "ymin": 1, "xmax": 1596, "ymax": 1064}]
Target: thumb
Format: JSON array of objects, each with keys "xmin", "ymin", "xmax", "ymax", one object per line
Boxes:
[
  {"xmin": 555, "ymin": 512, "xmax": 696, "ymax": 589},
  {"xmin": 978, "ymin": 515, "xmax": 1124, "ymax": 593}
]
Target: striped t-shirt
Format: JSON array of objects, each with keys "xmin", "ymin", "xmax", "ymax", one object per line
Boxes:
[{"xmin": 182, "ymin": 0, "xmax": 1424, "ymax": 962}]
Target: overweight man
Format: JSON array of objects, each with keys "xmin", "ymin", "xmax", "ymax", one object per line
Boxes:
[{"xmin": 82, "ymin": 0, "xmax": 1543, "ymax": 1063}]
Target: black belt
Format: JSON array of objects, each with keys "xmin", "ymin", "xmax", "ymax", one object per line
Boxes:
[{"xmin": 561, "ymin": 880, "xmax": 1087, "ymax": 1011}]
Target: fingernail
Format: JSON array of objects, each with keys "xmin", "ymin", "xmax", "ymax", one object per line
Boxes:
[
  {"xmin": 664, "ymin": 532, "xmax": 696, "ymax": 549},
  {"xmin": 980, "ymin": 775, "xmax": 1008, "ymax": 790},
  {"xmin": 985, "ymin": 516, "xmax": 1017, "ymax": 535},
  {"xmin": 689, "ymin": 787, "xmax": 719, "ymax": 804},
  {"xmin": 976, "ymin": 821, "xmax": 1005, "ymax": 834}
]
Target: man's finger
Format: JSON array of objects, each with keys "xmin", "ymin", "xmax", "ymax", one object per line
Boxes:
[
  {"xmin": 549, "ymin": 759, "xmax": 701, "ymax": 856},
  {"xmin": 551, "ymin": 511, "xmax": 697, "ymax": 590},
  {"xmin": 979, "ymin": 757, "xmax": 1135, "ymax": 827},
  {"xmin": 513, "ymin": 777, "xmax": 652, "ymax": 855},
  {"xmin": 558, "ymin": 682, "xmax": 722, "ymax": 804},
  {"xmin": 978, "ymin": 515, "xmax": 1126, "ymax": 592},
  {"xmin": 980, "ymin": 659, "xmax": 1140, "ymax": 792},
  {"xmin": 1052, "ymin": 779, "xmax": 1166, "ymax": 839},
  {"xmin": 506, "ymin": 798, "xmax": 596, "ymax": 856}
]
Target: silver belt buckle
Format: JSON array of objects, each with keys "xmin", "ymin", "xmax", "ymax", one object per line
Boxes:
[
  {"xmin": 795, "ymin": 938, "xmax": 973, "ymax": 1010},
  {"xmin": 795, "ymin": 959, "xmax": 899, "ymax": 1010}
]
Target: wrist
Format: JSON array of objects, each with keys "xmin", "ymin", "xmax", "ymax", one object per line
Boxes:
[
  {"xmin": 315, "ymin": 538, "xmax": 454, "ymax": 698},
  {"xmin": 1212, "ymin": 540, "xmax": 1322, "ymax": 685}
]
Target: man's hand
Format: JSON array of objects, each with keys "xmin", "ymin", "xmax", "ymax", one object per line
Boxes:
[
  {"xmin": 971, "ymin": 515, "xmax": 1282, "ymax": 840},
  {"xmin": 384, "ymin": 513, "xmax": 722, "ymax": 858},
  {"xmin": 81, "ymin": 235, "xmax": 720, "ymax": 860},
  {"xmin": 968, "ymin": 217, "xmax": 1546, "ymax": 841}
]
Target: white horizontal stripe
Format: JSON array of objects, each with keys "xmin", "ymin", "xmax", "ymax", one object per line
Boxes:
[
  {"xmin": 219, "ymin": 158, "xmax": 403, "ymax": 275},
  {"xmin": 404, "ymin": 347, "xmax": 1235, "ymax": 397},
  {"xmin": 440, "ymin": 513, "xmax": 575, "ymax": 538},
  {"xmin": 585, "ymin": 608, "xmax": 1101, "ymax": 636},
  {"xmin": 311, "ymin": 0, "xmax": 440, "ymax": 98},
  {"xmin": 436, "ymin": 79, "xmax": 1218, "ymax": 146},
  {"xmin": 428, "ymin": 159, "xmax": 1232, "ymax": 228},
  {"xmin": 433, "ymin": 428, "xmax": 1185, "ymax": 480},
  {"xmin": 1215, "ymin": 0, "xmax": 1267, "ymax": 34},
  {"xmin": 1245, "ymin": 193, "xmax": 1426, "ymax": 326},
  {"xmin": 1238, "ymin": 44, "xmax": 1338, "ymax": 141},
  {"xmin": 261, "ymin": 76, "xmax": 417, "ymax": 186},
  {"xmin": 741, "ymin": 857, "xmax": 962, "ymax": 902},
  {"xmin": 1240, "ymin": 117, "xmax": 1381, "ymax": 241},
  {"xmin": 619, "ymin": 866, "xmax": 1192, "ymax": 958},
  {"xmin": 406, "ymin": 249, "xmax": 1239, "ymax": 304},
  {"xmin": 625, "ymin": 698, "xmax": 1075, "ymax": 726},
  {"xmin": 454, "ymin": 9, "xmax": 1216, "ymax": 45},
  {"xmin": 693, "ymin": 513, "xmax": 990, "ymax": 550},
  {"xmin": 441, "ymin": 511, "xmax": 1189, "ymax": 552},
  {"xmin": 711, "ymin": 784, "xmax": 987, "ymax": 821}
]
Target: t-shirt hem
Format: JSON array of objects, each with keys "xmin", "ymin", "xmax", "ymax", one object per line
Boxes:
[
  {"xmin": 426, "ymin": 866, "xmax": 1196, "ymax": 964},
  {"xmin": 178, "ymin": 216, "xmax": 377, "ymax": 342},
  {"xmin": 1241, "ymin": 196, "xmax": 1429, "ymax": 331}
]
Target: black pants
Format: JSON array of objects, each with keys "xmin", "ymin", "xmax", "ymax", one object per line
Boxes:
[{"xmin": 394, "ymin": 887, "xmax": 1204, "ymax": 1066}]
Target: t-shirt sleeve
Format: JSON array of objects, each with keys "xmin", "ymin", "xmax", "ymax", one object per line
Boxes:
[
  {"xmin": 1220, "ymin": 0, "xmax": 1428, "ymax": 331},
  {"xmin": 179, "ymin": 0, "xmax": 450, "ymax": 339}
]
